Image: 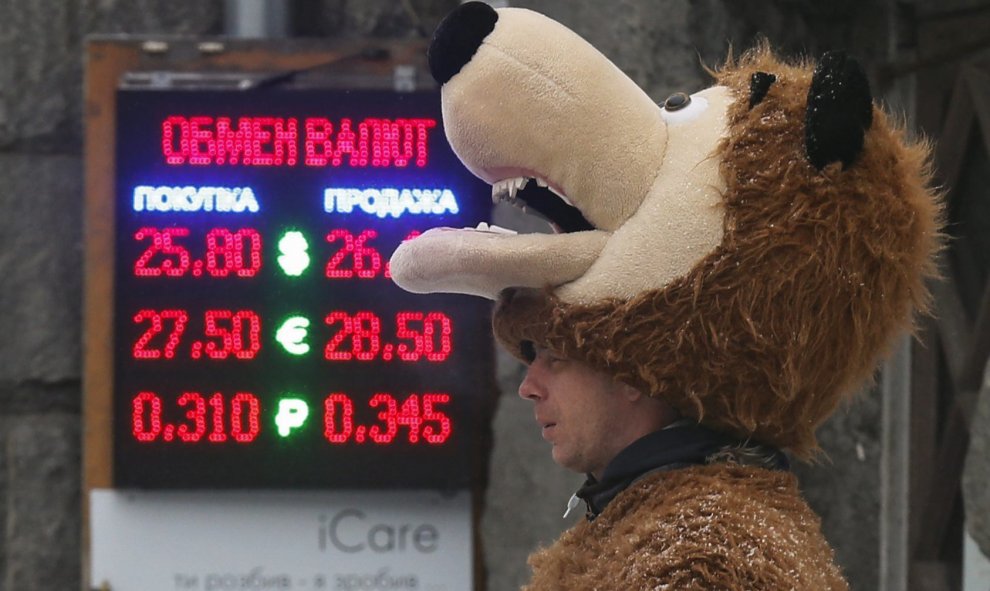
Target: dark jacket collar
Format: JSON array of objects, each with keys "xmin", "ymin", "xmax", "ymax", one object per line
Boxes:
[{"xmin": 574, "ymin": 421, "xmax": 789, "ymax": 520}]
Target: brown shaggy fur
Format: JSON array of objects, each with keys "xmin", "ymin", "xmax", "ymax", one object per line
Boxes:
[
  {"xmin": 494, "ymin": 47, "xmax": 942, "ymax": 457},
  {"xmin": 523, "ymin": 463, "xmax": 848, "ymax": 590}
]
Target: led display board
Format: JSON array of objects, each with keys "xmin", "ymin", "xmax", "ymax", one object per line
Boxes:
[{"xmin": 113, "ymin": 87, "xmax": 492, "ymax": 489}]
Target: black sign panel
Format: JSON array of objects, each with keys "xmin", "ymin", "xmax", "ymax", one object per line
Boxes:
[{"xmin": 113, "ymin": 87, "xmax": 491, "ymax": 489}]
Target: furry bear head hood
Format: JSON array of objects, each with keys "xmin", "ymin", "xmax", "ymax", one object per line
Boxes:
[{"xmin": 390, "ymin": 2, "xmax": 941, "ymax": 457}]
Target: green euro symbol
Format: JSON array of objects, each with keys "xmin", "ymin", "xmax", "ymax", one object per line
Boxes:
[{"xmin": 276, "ymin": 316, "xmax": 311, "ymax": 355}]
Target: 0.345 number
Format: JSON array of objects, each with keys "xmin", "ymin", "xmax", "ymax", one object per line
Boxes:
[{"xmin": 324, "ymin": 392, "xmax": 452, "ymax": 445}]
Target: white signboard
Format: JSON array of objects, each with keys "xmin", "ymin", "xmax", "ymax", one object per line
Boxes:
[
  {"xmin": 964, "ymin": 530, "xmax": 990, "ymax": 591},
  {"xmin": 90, "ymin": 490, "xmax": 472, "ymax": 591}
]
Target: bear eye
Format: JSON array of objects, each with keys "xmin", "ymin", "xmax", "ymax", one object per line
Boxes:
[
  {"xmin": 660, "ymin": 92, "xmax": 709, "ymax": 125},
  {"xmin": 663, "ymin": 92, "xmax": 691, "ymax": 111}
]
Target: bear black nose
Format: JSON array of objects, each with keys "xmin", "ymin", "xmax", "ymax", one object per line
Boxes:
[{"xmin": 427, "ymin": 1, "xmax": 499, "ymax": 85}]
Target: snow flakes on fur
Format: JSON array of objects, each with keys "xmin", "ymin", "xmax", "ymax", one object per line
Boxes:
[{"xmin": 523, "ymin": 464, "xmax": 848, "ymax": 590}]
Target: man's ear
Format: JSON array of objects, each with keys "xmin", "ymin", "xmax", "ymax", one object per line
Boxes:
[{"xmin": 618, "ymin": 381, "xmax": 645, "ymax": 403}]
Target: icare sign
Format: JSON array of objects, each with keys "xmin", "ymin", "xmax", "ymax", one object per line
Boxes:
[{"xmin": 112, "ymin": 88, "xmax": 492, "ymax": 489}]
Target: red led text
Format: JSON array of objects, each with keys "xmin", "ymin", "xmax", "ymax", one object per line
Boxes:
[
  {"xmin": 133, "ymin": 309, "xmax": 261, "ymax": 361},
  {"xmin": 325, "ymin": 228, "xmax": 420, "ymax": 280},
  {"xmin": 324, "ymin": 311, "xmax": 452, "ymax": 363},
  {"xmin": 162, "ymin": 116, "xmax": 436, "ymax": 168},
  {"xmin": 132, "ymin": 391, "xmax": 261, "ymax": 444},
  {"xmin": 134, "ymin": 227, "xmax": 262, "ymax": 278},
  {"xmin": 324, "ymin": 393, "xmax": 451, "ymax": 445}
]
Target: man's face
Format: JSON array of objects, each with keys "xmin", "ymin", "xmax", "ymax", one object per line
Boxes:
[{"xmin": 518, "ymin": 347, "xmax": 640, "ymax": 478}]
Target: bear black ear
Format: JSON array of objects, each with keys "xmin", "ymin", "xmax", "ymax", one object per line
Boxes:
[
  {"xmin": 428, "ymin": 2, "xmax": 499, "ymax": 85},
  {"xmin": 749, "ymin": 72, "xmax": 776, "ymax": 109},
  {"xmin": 805, "ymin": 51, "xmax": 873, "ymax": 170}
]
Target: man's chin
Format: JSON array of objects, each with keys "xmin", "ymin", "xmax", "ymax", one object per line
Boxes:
[{"xmin": 551, "ymin": 447, "xmax": 579, "ymax": 472}]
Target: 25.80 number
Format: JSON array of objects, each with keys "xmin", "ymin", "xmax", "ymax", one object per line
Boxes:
[{"xmin": 134, "ymin": 227, "xmax": 262, "ymax": 277}]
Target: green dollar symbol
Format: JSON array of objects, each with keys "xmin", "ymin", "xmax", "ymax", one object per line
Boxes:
[{"xmin": 277, "ymin": 230, "xmax": 310, "ymax": 276}]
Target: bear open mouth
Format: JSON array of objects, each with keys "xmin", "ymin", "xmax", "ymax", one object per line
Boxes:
[{"xmin": 492, "ymin": 177, "xmax": 595, "ymax": 233}]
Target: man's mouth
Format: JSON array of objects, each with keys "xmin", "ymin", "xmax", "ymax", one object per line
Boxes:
[
  {"xmin": 540, "ymin": 421, "xmax": 557, "ymax": 439},
  {"xmin": 491, "ymin": 176, "xmax": 594, "ymax": 234}
]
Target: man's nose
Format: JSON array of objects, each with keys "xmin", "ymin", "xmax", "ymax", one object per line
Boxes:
[
  {"xmin": 427, "ymin": 1, "xmax": 499, "ymax": 85},
  {"xmin": 518, "ymin": 366, "xmax": 544, "ymax": 401}
]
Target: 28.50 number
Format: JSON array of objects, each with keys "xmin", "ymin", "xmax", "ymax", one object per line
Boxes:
[{"xmin": 324, "ymin": 311, "xmax": 451, "ymax": 362}]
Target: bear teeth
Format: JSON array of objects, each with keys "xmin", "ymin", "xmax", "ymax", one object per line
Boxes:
[
  {"xmin": 491, "ymin": 176, "xmax": 576, "ymax": 212},
  {"xmin": 470, "ymin": 221, "xmax": 518, "ymax": 234},
  {"xmin": 493, "ymin": 176, "xmax": 575, "ymax": 207},
  {"xmin": 491, "ymin": 177, "xmax": 531, "ymax": 204}
]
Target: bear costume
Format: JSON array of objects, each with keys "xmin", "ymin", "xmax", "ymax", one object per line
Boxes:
[{"xmin": 391, "ymin": 3, "xmax": 941, "ymax": 589}]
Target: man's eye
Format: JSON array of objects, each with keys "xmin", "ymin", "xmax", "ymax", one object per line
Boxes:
[{"xmin": 535, "ymin": 347, "xmax": 565, "ymax": 365}]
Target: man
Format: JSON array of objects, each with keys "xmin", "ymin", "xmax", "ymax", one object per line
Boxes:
[
  {"xmin": 512, "ymin": 345, "xmax": 846, "ymax": 591},
  {"xmin": 517, "ymin": 341, "xmax": 794, "ymax": 521}
]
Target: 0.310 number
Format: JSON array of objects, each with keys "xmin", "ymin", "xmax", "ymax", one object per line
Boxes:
[{"xmin": 132, "ymin": 391, "xmax": 260, "ymax": 443}]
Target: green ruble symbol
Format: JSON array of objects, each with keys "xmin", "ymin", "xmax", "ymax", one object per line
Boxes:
[{"xmin": 274, "ymin": 397, "xmax": 310, "ymax": 437}]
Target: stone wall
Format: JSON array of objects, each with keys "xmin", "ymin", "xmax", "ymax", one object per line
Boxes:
[
  {"xmin": 0, "ymin": 3, "xmax": 223, "ymax": 589},
  {"xmin": 0, "ymin": 1, "xmax": 893, "ymax": 590},
  {"xmin": 964, "ymin": 365, "xmax": 990, "ymax": 558}
]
